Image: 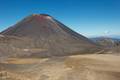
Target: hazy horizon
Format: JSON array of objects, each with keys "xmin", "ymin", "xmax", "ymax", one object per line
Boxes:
[{"xmin": 0, "ymin": 0, "xmax": 120, "ymax": 37}]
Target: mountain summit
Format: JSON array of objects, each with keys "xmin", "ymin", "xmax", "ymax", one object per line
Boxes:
[{"xmin": 0, "ymin": 14, "xmax": 100, "ymax": 57}]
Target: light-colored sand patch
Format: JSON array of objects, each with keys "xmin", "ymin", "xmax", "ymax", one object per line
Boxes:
[{"xmin": 1, "ymin": 58, "xmax": 48, "ymax": 64}]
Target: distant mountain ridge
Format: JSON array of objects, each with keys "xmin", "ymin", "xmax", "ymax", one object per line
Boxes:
[{"xmin": 91, "ymin": 37, "xmax": 120, "ymax": 47}]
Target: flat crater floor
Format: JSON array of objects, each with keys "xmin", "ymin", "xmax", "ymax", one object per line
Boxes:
[{"xmin": 1, "ymin": 54, "xmax": 120, "ymax": 80}]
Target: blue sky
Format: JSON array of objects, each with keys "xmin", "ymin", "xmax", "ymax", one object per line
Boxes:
[{"xmin": 0, "ymin": 0, "xmax": 120, "ymax": 37}]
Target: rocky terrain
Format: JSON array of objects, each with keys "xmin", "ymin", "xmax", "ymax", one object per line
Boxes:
[
  {"xmin": 0, "ymin": 14, "xmax": 120, "ymax": 80},
  {"xmin": 1, "ymin": 54, "xmax": 120, "ymax": 80},
  {"xmin": 91, "ymin": 37, "xmax": 120, "ymax": 54}
]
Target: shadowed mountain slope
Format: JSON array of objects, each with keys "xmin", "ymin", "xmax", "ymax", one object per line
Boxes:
[{"xmin": 0, "ymin": 14, "xmax": 100, "ymax": 58}]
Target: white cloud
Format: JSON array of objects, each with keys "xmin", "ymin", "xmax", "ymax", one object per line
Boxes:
[{"xmin": 104, "ymin": 30, "xmax": 110, "ymax": 34}]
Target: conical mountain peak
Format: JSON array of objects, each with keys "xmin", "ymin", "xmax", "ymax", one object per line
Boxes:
[{"xmin": 0, "ymin": 14, "xmax": 100, "ymax": 57}]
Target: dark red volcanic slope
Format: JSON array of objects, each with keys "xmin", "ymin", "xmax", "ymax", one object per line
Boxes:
[{"xmin": 0, "ymin": 14, "xmax": 100, "ymax": 57}]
